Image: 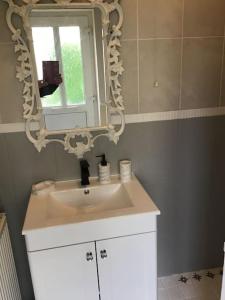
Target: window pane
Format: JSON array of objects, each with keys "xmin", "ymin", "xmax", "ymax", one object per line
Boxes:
[
  {"xmin": 59, "ymin": 27, "xmax": 85, "ymax": 106},
  {"xmin": 32, "ymin": 27, "xmax": 61, "ymax": 107}
]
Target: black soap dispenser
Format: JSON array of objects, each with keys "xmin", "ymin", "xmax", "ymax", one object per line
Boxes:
[{"xmin": 96, "ymin": 154, "xmax": 111, "ymax": 184}]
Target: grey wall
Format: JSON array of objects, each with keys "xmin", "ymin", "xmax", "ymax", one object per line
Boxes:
[{"xmin": 1, "ymin": 116, "xmax": 225, "ymax": 300}]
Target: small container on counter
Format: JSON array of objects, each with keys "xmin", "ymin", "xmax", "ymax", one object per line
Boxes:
[
  {"xmin": 97, "ymin": 154, "xmax": 111, "ymax": 184},
  {"xmin": 120, "ymin": 160, "xmax": 132, "ymax": 182}
]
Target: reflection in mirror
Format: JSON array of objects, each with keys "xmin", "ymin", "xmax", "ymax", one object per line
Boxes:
[{"xmin": 29, "ymin": 8, "xmax": 107, "ymax": 131}]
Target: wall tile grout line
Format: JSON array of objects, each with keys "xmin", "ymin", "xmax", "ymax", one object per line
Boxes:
[
  {"xmin": 136, "ymin": 0, "xmax": 140, "ymax": 113},
  {"xmin": 183, "ymin": 35, "xmax": 224, "ymax": 39},
  {"xmin": 179, "ymin": 0, "xmax": 185, "ymax": 110},
  {"xmin": 218, "ymin": 25, "xmax": 225, "ymax": 106},
  {"xmin": 122, "ymin": 37, "xmax": 182, "ymax": 41},
  {"xmin": 121, "ymin": 36, "xmax": 225, "ymax": 42}
]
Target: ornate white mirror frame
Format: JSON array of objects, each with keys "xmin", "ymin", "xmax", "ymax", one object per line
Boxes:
[{"xmin": 4, "ymin": 0, "xmax": 125, "ymax": 158}]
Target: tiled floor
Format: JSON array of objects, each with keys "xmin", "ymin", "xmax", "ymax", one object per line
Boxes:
[{"xmin": 158, "ymin": 268, "xmax": 223, "ymax": 300}]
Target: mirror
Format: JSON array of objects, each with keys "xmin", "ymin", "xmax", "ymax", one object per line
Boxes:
[
  {"xmin": 4, "ymin": 0, "xmax": 125, "ymax": 158},
  {"xmin": 30, "ymin": 8, "xmax": 107, "ymax": 131}
]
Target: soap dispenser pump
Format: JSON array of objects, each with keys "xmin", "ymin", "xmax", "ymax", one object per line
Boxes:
[{"xmin": 96, "ymin": 154, "xmax": 111, "ymax": 184}]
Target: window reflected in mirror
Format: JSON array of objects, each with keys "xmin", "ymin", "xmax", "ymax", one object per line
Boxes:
[{"xmin": 30, "ymin": 9, "xmax": 107, "ymax": 131}]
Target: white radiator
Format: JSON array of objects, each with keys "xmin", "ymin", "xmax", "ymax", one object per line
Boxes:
[
  {"xmin": 0, "ymin": 214, "xmax": 22, "ymax": 300},
  {"xmin": 221, "ymin": 243, "xmax": 225, "ymax": 299}
]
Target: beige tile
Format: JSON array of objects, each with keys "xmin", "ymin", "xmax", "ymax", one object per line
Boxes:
[
  {"xmin": 138, "ymin": 0, "xmax": 183, "ymax": 38},
  {"xmin": 0, "ymin": 1, "xmax": 29, "ymax": 44},
  {"xmin": 121, "ymin": 0, "xmax": 137, "ymax": 40},
  {"xmin": 181, "ymin": 38, "xmax": 223, "ymax": 110},
  {"xmin": 121, "ymin": 41, "xmax": 139, "ymax": 114},
  {"xmin": 183, "ymin": 0, "xmax": 225, "ymax": 37},
  {"xmin": 0, "ymin": 1, "xmax": 13, "ymax": 44},
  {"xmin": 139, "ymin": 39, "xmax": 181, "ymax": 113},
  {"xmin": 0, "ymin": 44, "xmax": 24, "ymax": 123}
]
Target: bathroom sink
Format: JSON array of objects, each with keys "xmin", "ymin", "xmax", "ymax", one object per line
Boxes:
[
  {"xmin": 49, "ymin": 184, "xmax": 133, "ymax": 215},
  {"xmin": 23, "ymin": 175, "xmax": 160, "ymax": 252}
]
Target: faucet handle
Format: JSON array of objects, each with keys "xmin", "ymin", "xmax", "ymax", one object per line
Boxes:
[{"xmin": 80, "ymin": 159, "xmax": 90, "ymax": 168}]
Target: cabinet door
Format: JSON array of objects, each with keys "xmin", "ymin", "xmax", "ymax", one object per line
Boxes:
[
  {"xmin": 28, "ymin": 242, "xmax": 99, "ymax": 300},
  {"xmin": 96, "ymin": 233, "xmax": 157, "ymax": 300}
]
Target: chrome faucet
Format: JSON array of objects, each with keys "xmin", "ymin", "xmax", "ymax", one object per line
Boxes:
[{"xmin": 80, "ymin": 159, "xmax": 90, "ymax": 187}]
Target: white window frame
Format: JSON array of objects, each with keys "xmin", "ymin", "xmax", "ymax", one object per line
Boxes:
[{"xmin": 30, "ymin": 10, "xmax": 100, "ymax": 128}]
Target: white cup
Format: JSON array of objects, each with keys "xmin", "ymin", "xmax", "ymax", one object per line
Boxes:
[{"xmin": 120, "ymin": 160, "xmax": 132, "ymax": 182}]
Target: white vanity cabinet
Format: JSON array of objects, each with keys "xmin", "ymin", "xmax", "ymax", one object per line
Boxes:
[
  {"xmin": 28, "ymin": 232, "xmax": 157, "ymax": 300},
  {"xmin": 23, "ymin": 176, "xmax": 160, "ymax": 300}
]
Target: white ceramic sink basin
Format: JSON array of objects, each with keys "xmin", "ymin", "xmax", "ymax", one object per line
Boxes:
[
  {"xmin": 49, "ymin": 184, "xmax": 133, "ymax": 215},
  {"xmin": 23, "ymin": 175, "xmax": 160, "ymax": 252}
]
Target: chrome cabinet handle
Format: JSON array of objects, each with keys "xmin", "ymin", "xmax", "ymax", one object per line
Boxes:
[
  {"xmin": 100, "ymin": 250, "xmax": 108, "ymax": 259},
  {"xmin": 86, "ymin": 252, "xmax": 94, "ymax": 261}
]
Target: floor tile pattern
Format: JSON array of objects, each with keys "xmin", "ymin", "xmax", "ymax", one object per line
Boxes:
[{"xmin": 158, "ymin": 268, "xmax": 223, "ymax": 300}]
